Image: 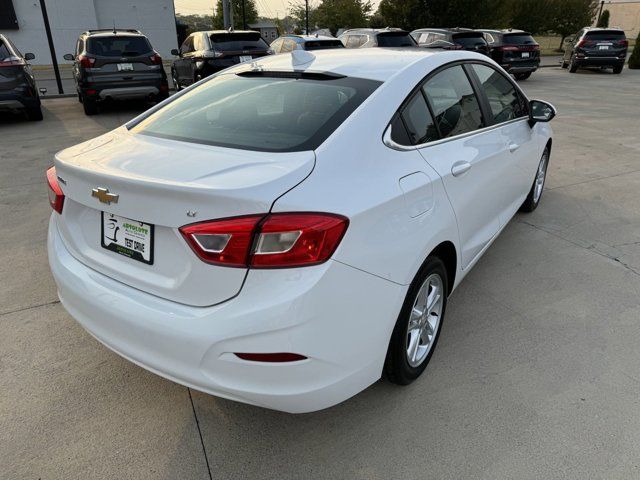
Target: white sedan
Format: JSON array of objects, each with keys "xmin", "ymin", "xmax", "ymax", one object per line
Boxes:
[{"xmin": 47, "ymin": 48, "xmax": 555, "ymax": 413}]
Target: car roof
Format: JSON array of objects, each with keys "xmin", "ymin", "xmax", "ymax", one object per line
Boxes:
[
  {"xmin": 583, "ymin": 27, "xmax": 625, "ymax": 33},
  {"xmin": 82, "ymin": 29, "xmax": 145, "ymax": 38},
  {"xmin": 477, "ymin": 29, "xmax": 528, "ymax": 34},
  {"xmin": 282, "ymin": 34, "xmax": 338, "ymax": 42},
  {"xmin": 201, "ymin": 30, "xmax": 262, "ymax": 35},
  {"xmin": 413, "ymin": 28, "xmax": 477, "ymax": 34},
  {"xmin": 341, "ymin": 28, "xmax": 408, "ymax": 35},
  {"xmin": 229, "ymin": 47, "xmax": 467, "ymax": 82}
]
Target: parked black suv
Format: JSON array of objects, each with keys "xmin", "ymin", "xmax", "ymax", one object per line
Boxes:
[
  {"xmin": 0, "ymin": 34, "xmax": 42, "ymax": 121},
  {"xmin": 64, "ymin": 29, "xmax": 169, "ymax": 116},
  {"xmin": 338, "ymin": 28, "xmax": 417, "ymax": 48},
  {"xmin": 476, "ymin": 29, "xmax": 540, "ymax": 80},
  {"xmin": 411, "ymin": 28, "xmax": 490, "ymax": 55},
  {"xmin": 562, "ymin": 28, "xmax": 627, "ymax": 74},
  {"xmin": 170, "ymin": 31, "xmax": 272, "ymax": 90}
]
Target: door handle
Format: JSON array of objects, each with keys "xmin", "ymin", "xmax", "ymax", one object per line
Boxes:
[
  {"xmin": 508, "ymin": 143, "xmax": 520, "ymax": 153},
  {"xmin": 451, "ymin": 161, "xmax": 471, "ymax": 177}
]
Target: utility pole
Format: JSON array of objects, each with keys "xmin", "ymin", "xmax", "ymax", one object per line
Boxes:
[
  {"xmin": 242, "ymin": 0, "xmax": 247, "ymax": 29},
  {"xmin": 223, "ymin": 0, "xmax": 234, "ymax": 30},
  {"xmin": 305, "ymin": 0, "xmax": 309, "ymax": 35},
  {"xmin": 39, "ymin": 0, "xmax": 63, "ymax": 94},
  {"xmin": 597, "ymin": 0, "xmax": 605, "ymax": 24}
]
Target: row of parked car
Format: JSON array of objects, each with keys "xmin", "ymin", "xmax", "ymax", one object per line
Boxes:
[{"xmin": 0, "ymin": 25, "xmax": 629, "ymax": 121}]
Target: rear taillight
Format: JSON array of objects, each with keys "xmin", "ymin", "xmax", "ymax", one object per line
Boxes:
[
  {"xmin": 531, "ymin": 44, "xmax": 540, "ymax": 51},
  {"xmin": 617, "ymin": 39, "xmax": 629, "ymax": 47},
  {"xmin": 78, "ymin": 55, "xmax": 95, "ymax": 68},
  {"xmin": 46, "ymin": 166, "xmax": 64, "ymax": 214},
  {"xmin": 500, "ymin": 45, "xmax": 519, "ymax": 51},
  {"xmin": 179, "ymin": 212, "xmax": 349, "ymax": 269},
  {"xmin": 0, "ymin": 56, "xmax": 25, "ymax": 67},
  {"xmin": 149, "ymin": 53, "xmax": 163, "ymax": 65}
]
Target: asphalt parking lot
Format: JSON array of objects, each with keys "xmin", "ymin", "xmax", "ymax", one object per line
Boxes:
[{"xmin": 2, "ymin": 66, "xmax": 640, "ymax": 479}]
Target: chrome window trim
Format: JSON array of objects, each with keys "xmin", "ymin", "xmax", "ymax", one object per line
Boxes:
[{"xmin": 383, "ymin": 117, "xmax": 528, "ymax": 152}]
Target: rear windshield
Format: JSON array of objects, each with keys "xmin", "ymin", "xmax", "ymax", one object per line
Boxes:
[
  {"xmin": 503, "ymin": 33, "xmax": 537, "ymax": 45},
  {"xmin": 452, "ymin": 34, "xmax": 487, "ymax": 47},
  {"xmin": 131, "ymin": 73, "xmax": 381, "ymax": 152},
  {"xmin": 210, "ymin": 33, "xmax": 269, "ymax": 51},
  {"xmin": 377, "ymin": 32, "xmax": 416, "ymax": 47},
  {"xmin": 585, "ymin": 30, "xmax": 626, "ymax": 41},
  {"xmin": 87, "ymin": 36, "xmax": 152, "ymax": 57},
  {"xmin": 304, "ymin": 40, "xmax": 344, "ymax": 50}
]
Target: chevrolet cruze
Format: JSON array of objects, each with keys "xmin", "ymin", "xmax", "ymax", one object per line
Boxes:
[{"xmin": 47, "ymin": 49, "xmax": 555, "ymax": 413}]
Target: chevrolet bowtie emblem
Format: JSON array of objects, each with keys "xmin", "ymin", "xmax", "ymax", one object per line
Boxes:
[{"xmin": 91, "ymin": 187, "xmax": 119, "ymax": 205}]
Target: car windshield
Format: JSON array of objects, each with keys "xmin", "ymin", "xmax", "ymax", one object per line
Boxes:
[
  {"xmin": 0, "ymin": 41, "xmax": 11, "ymax": 60},
  {"xmin": 87, "ymin": 36, "xmax": 152, "ymax": 57},
  {"xmin": 453, "ymin": 34, "xmax": 487, "ymax": 47},
  {"xmin": 377, "ymin": 32, "xmax": 416, "ymax": 47},
  {"xmin": 210, "ymin": 33, "xmax": 269, "ymax": 51},
  {"xmin": 503, "ymin": 33, "xmax": 537, "ymax": 45},
  {"xmin": 304, "ymin": 40, "xmax": 344, "ymax": 50},
  {"xmin": 131, "ymin": 73, "xmax": 381, "ymax": 152},
  {"xmin": 585, "ymin": 31, "xmax": 626, "ymax": 41}
]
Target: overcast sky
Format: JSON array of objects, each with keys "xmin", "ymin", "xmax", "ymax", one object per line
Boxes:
[{"xmin": 174, "ymin": 0, "xmax": 380, "ymax": 18}]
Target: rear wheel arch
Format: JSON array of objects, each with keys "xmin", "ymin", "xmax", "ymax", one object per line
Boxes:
[{"xmin": 426, "ymin": 241, "xmax": 457, "ymax": 296}]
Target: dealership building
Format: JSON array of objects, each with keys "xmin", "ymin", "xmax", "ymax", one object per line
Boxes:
[{"xmin": 0, "ymin": 0, "xmax": 179, "ymax": 65}]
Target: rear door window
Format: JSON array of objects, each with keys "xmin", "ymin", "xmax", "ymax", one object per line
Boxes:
[
  {"xmin": 180, "ymin": 36, "xmax": 194, "ymax": 54},
  {"xmin": 210, "ymin": 33, "xmax": 269, "ymax": 51},
  {"xmin": 132, "ymin": 73, "xmax": 381, "ymax": 152},
  {"xmin": 87, "ymin": 36, "xmax": 152, "ymax": 56},
  {"xmin": 423, "ymin": 65, "xmax": 484, "ymax": 138},
  {"xmin": 453, "ymin": 34, "xmax": 487, "ymax": 48},
  {"xmin": 377, "ymin": 32, "xmax": 415, "ymax": 47},
  {"xmin": 470, "ymin": 64, "xmax": 528, "ymax": 123}
]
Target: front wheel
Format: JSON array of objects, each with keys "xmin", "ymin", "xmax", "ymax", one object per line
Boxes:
[
  {"xmin": 385, "ymin": 257, "xmax": 447, "ymax": 385},
  {"xmin": 561, "ymin": 59, "xmax": 569, "ymax": 69},
  {"xmin": 613, "ymin": 65, "xmax": 623, "ymax": 74},
  {"xmin": 569, "ymin": 56, "xmax": 578, "ymax": 73},
  {"xmin": 171, "ymin": 68, "xmax": 180, "ymax": 91},
  {"xmin": 25, "ymin": 105, "xmax": 43, "ymax": 121},
  {"xmin": 514, "ymin": 72, "xmax": 532, "ymax": 80},
  {"xmin": 520, "ymin": 147, "xmax": 550, "ymax": 213},
  {"xmin": 82, "ymin": 97, "xmax": 98, "ymax": 116}
]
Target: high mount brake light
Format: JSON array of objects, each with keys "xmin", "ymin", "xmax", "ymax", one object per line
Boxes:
[
  {"xmin": 179, "ymin": 213, "xmax": 349, "ymax": 268},
  {"xmin": 46, "ymin": 166, "xmax": 65, "ymax": 214}
]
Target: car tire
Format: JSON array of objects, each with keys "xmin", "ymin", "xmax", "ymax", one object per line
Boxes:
[
  {"xmin": 171, "ymin": 69, "xmax": 180, "ymax": 91},
  {"xmin": 520, "ymin": 147, "xmax": 550, "ymax": 213},
  {"xmin": 561, "ymin": 59, "xmax": 568, "ymax": 69},
  {"xmin": 26, "ymin": 105, "xmax": 43, "ymax": 121},
  {"xmin": 385, "ymin": 256, "xmax": 448, "ymax": 385},
  {"xmin": 569, "ymin": 56, "xmax": 578, "ymax": 73},
  {"xmin": 82, "ymin": 97, "xmax": 98, "ymax": 116},
  {"xmin": 514, "ymin": 72, "xmax": 532, "ymax": 80},
  {"xmin": 613, "ymin": 65, "xmax": 623, "ymax": 74}
]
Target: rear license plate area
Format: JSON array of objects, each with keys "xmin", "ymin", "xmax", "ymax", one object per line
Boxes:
[
  {"xmin": 101, "ymin": 212, "xmax": 154, "ymax": 265},
  {"xmin": 117, "ymin": 63, "xmax": 134, "ymax": 71},
  {"xmin": 239, "ymin": 55, "xmax": 252, "ymax": 62}
]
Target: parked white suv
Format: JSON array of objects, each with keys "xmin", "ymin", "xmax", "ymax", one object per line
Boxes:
[{"xmin": 47, "ymin": 49, "xmax": 555, "ymax": 413}]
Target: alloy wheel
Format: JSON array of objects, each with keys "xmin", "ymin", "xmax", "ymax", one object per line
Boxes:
[{"xmin": 406, "ymin": 273, "xmax": 444, "ymax": 368}]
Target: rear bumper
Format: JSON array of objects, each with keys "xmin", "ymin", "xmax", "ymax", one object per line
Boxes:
[
  {"xmin": 48, "ymin": 215, "xmax": 405, "ymax": 413},
  {"xmin": 98, "ymin": 86, "xmax": 160, "ymax": 100},
  {"xmin": 502, "ymin": 62, "xmax": 539, "ymax": 73},
  {"xmin": 574, "ymin": 56, "xmax": 625, "ymax": 67},
  {"xmin": 0, "ymin": 92, "xmax": 39, "ymax": 111}
]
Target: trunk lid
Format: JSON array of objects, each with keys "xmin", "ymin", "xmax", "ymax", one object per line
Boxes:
[{"xmin": 54, "ymin": 128, "xmax": 315, "ymax": 306}]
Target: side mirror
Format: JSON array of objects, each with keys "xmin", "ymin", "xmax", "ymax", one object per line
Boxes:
[
  {"xmin": 24, "ymin": 52, "xmax": 35, "ymax": 61},
  {"xmin": 63, "ymin": 53, "xmax": 74, "ymax": 61},
  {"xmin": 529, "ymin": 99, "xmax": 556, "ymax": 126},
  {"xmin": 171, "ymin": 49, "xmax": 180, "ymax": 56}
]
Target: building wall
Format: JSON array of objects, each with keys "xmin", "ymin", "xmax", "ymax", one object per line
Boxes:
[
  {"xmin": 596, "ymin": 2, "xmax": 640, "ymax": 37},
  {"xmin": 0, "ymin": 0, "xmax": 178, "ymax": 65}
]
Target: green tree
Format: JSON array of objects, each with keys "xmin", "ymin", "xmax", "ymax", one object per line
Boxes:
[
  {"xmin": 375, "ymin": 0, "xmax": 428, "ymax": 31},
  {"xmin": 213, "ymin": 0, "xmax": 259, "ymax": 29},
  {"xmin": 422, "ymin": 0, "xmax": 507, "ymax": 29},
  {"xmin": 504, "ymin": 0, "xmax": 555, "ymax": 34},
  {"xmin": 288, "ymin": 0, "xmax": 318, "ymax": 33},
  {"xmin": 596, "ymin": 9, "xmax": 610, "ymax": 28},
  {"xmin": 546, "ymin": 0, "xmax": 597, "ymax": 50},
  {"xmin": 629, "ymin": 32, "xmax": 640, "ymax": 69},
  {"xmin": 175, "ymin": 14, "xmax": 215, "ymax": 33},
  {"xmin": 315, "ymin": 0, "xmax": 372, "ymax": 35}
]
